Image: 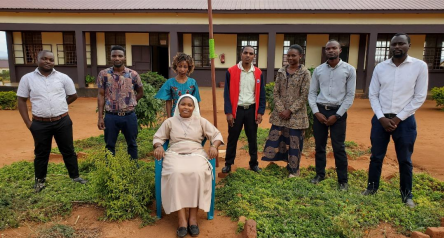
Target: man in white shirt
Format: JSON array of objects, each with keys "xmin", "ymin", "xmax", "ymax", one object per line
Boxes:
[
  {"xmin": 363, "ymin": 33, "xmax": 428, "ymax": 208},
  {"xmin": 17, "ymin": 50, "xmax": 87, "ymax": 193}
]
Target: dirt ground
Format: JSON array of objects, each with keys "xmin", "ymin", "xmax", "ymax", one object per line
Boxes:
[{"xmin": 1, "ymin": 87, "xmax": 443, "ymax": 237}]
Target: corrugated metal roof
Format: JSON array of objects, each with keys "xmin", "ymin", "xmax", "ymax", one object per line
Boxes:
[
  {"xmin": 0, "ymin": 60, "xmax": 9, "ymax": 68},
  {"xmin": 1, "ymin": 0, "xmax": 444, "ymax": 11}
]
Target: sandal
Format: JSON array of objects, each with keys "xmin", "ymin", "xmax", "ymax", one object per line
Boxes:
[
  {"xmin": 177, "ymin": 227, "xmax": 187, "ymax": 238},
  {"xmin": 188, "ymin": 225, "xmax": 200, "ymax": 237}
]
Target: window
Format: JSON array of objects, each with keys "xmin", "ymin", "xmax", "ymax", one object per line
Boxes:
[
  {"xmin": 329, "ymin": 34, "xmax": 350, "ymax": 62},
  {"xmin": 423, "ymin": 34, "xmax": 444, "ymax": 70},
  {"xmin": 149, "ymin": 33, "xmax": 168, "ymax": 46},
  {"xmin": 192, "ymin": 34, "xmax": 209, "ymax": 67},
  {"xmin": 62, "ymin": 32, "xmax": 76, "ymax": 65},
  {"xmin": 22, "ymin": 32, "xmax": 43, "ymax": 64},
  {"xmin": 374, "ymin": 34, "xmax": 394, "ymax": 65},
  {"xmin": 283, "ymin": 34, "xmax": 307, "ymax": 66},
  {"xmin": 237, "ymin": 34, "xmax": 259, "ymax": 66},
  {"xmin": 105, "ymin": 32, "xmax": 126, "ymax": 65}
]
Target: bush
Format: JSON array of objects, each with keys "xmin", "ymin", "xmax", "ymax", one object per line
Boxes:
[
  {"xmin": 85, "ymin": 74, "xmax": 96, "ymax": 84},
  {"xmin": 216, "ymin": 164, "xmax": 444, "ymax": 237},
  {"xmin": 135, "ymin": 83, "xmax": 165, "ymax": 128},
  {"xmin": 431, "ymin": 86, "xmax": 444, "ymax": 109},
  {"xmin": 139, "ymin": 71, "xmax": 167, "ymax": 90},
  {"xmin": 0, "ymin": 91, "xmax": 18, "ymax": 110},
  {"xmin": 89, "ymin": 150, "xmax": 156, "ymax": 225}
]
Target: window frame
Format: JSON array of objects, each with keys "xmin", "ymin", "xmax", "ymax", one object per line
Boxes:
[
  {"xmin": 192, "ymin": 33, "xmax": 210, "ymax": 68},
  {"xmin": 423, "ymin": 34, "xmax": 444, "ymax": 70},
  {"xmin": 236, "ymin": 34, "xmax": 259, "ymax": 66},
  {"xmin": 282, "ymin": 34, "xmax": 307, "ymax": 66},
  {"xmin": 105, "ymin": 32, "xmax": 126, "ymax": 66}
]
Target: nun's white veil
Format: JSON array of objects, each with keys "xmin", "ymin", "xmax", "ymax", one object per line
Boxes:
[{"xmin": 173, "ymin": 94, "xmax": 201, "ymax": 118}]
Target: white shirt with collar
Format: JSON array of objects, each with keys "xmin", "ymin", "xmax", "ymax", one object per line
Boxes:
[
  {"xmin": 17, "ymin": 68, "xmax": 77, "ymax": 118},
  {"xmin": 369, "ymin": 56, "xmax": 428, "ymax": 121},
  {"xmin": 237, "ymin": 61, "xmax": 256, "ymax": 106}
]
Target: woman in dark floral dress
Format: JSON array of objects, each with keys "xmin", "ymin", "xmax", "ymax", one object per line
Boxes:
[{"xmin": 261, "ymin": 44, "xmax": 311, "ymax": 177}]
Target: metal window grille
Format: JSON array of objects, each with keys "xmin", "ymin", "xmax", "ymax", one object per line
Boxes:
[
  {"xmin": 105, "ymin": 32, "xmax": 126, "ymax": 65},
  {"xmin": 13, "ymin": 44, "xmax": 52, "ymax": 65},
  {"xmin": 375, "ymin": 34, "xmax": 393, "ymax": 65},
  {"xmin": 423, "ymin": 34, "xmax": 444, "ymax": 70},
  {"xmin": 282, "ymin": 34, "xmax": 307, "ymax": 66},
  {"xmin": 237, "ymin": 34, "xmax": 259, "ymax": 66}
]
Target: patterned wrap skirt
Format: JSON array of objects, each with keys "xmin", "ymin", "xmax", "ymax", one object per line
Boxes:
[{"xmin": 261, "ymin": 125, "xmax": 304, "ymax": 173}]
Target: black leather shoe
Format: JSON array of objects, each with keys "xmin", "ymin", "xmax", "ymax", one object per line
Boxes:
[
  {"xmin": 222, "ymin": 165, "xmax": 231, "ymax": 173},
  {"xmin": 339, "ymin": 183, "xmax": 349, "ymax": 191},
  {"xmin": 177, "ymin": 227, "xmax": 187, "ymax": 238},
  {"xmin": 72, "ymin": 177, "xmax": 88, "ymax": 184},
  {"xmin": 188, "ymin": 225, "xmax": 200, "ymax": 237},
  {"xmin": 34, "ymin": 178, "xmax": 46, "ymax": 193},
  {"xmin": 250, "ymin": 165, "xmax": 261, "ymax": 173},
  {"xmin": 361, "ymin": 189, "xmax": 377, "ymax": 196},
  {"xmin": 310, "ymin": 175, "xmax": 324, "ymax": 184}
]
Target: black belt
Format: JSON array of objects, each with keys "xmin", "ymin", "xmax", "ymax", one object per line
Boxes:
[
  {"xmin": 105, "ymin": 111, "xmax": 135, "ymax": 116},
  {"xmin": 238, "ymin": 104, "xmax": 255, "ymax": 110},
  {"xmin": 317, "ymin": 103, "xmax": 340, "ymax": 110},
  {"xmin": 384, "ymin": 113, "xmax": 397, "ymax": 119}
]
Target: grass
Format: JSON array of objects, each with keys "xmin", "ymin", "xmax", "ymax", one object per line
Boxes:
[
  {"xmin": 51, "ymin": 128, "xmax": 157, "ymax": 159},
  {"xmin": 1, "ymin": 128, "xmax": 159, "ymax": 231},
  {"xmin": 215, "ymin": 163, "xmax": 444, "ymax": 238},
  {"xmin": 239, "ymin": 128, "xmax": 270, "ymax": 151},
  {"xmin": 345, "ymin": 141, "xmax": 372, "ymax": 159}
]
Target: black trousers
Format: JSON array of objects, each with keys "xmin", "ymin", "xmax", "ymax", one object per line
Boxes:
[
  {"xmin": 313, "ymin": 107, "xmax": 348, "ymax": 183},
  {"xmin": 30, "ymin": 115, "xmax": 79, "ymax": 179},
  {"xmin": 367, "ymin": 115, "xmax": 416, "ymax": 201},
  {"xmin": 225, "ymin": 105, "xmax": 258, "ymax": 167}
]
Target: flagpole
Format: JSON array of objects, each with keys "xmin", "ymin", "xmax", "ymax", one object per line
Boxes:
[{"xmin": 208, "ymin": 0, "xmax": 219, "ymax": 167}]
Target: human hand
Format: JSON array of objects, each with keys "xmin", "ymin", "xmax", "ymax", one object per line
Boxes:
[
  {"xmin": 208, "ymin": 146, "xmax": 218, "ymax": 159},
  {"xmin": 325, "ymin": 115, "xmax": 338, "ymax": 126},
  {"xmin": 98, "ymin": 118, "xmax": 105, "ymax": 130},
  {"xmin": 26, "ymin": 120, "xmax": 33, "ymax": 130},
  {"xmin": 379, "ymin": 117, "xmax": 397, "ymax": 132},
  {"xmin": 314, "ymin": 112, "xmax": 327, "ymax": 124},
  {"xmin": 279, "ymin": 110, "xmax": 292, "ymax": 120},
  {"xmin": 256, "ymin": 114, "xmax": 263, "ymax": 124},
  {"xmin": 153, "ymin": 146, "xmax": 165, "ymax": 160},
  {"xmin": 226, "ymin": 114, "xmax": 234, "ymax": 127}
]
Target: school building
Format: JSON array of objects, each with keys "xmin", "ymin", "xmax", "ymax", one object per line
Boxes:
[{"xmin": 0, "ymin": 0, "xmax": 443, "ymax": 96}]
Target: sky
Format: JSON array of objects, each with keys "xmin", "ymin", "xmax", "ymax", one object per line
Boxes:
[{"xmin": 0, "ymin": 31, "xmax": 7, "ymax": 59}]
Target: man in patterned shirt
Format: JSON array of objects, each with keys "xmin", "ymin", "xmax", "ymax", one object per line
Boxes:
[{"xmin": 97, "ymin": 45, "xmax": 144, "ymax": 159}]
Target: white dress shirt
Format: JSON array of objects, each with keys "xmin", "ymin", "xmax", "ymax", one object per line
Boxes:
[
  {"xmin": 369, "ymin": 56, "xmax": 428, "ymax": 121},
  {"xmin": 237, "ymin": 61, "xmax": 256, "ymax": 106},
  {"xmin": 17, "ymin": 68, "xmax": 77, "ymax": 118}
]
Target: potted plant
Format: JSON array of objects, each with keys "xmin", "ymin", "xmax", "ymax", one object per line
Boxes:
[{"xmin": 85, "ymin": 74, "xmax": 96, "ymax": 88}]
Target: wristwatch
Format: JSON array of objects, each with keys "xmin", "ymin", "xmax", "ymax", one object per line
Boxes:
[{"xmin": 335, "ymin": 114, "xmax": 342, "ymax": 119}]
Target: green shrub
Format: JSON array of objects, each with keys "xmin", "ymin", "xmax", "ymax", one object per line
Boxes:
[
  {"xmin": 0, "ymin": 70, "xmax": 10, "ymax": 81},
  {"xmin": 0, "ymin": 91, "xmax": 17, "ymax": 110},
  {"xmin": 135, "ymin": 83, "xmax": 165, "ymax": 128},
  {"xmin": 139, "ymin": 71, "xmax": 167, "ymax": 90},
  {"xmin": 216, "ymin": 164, "xmax": 444, "ymax": 237},
  {"xmin": 0, "ymin": 161, "xmax": 94, "ymax": 230},
  {"xmin": 431, "ymin": 86, "xmax": 444, "ymax": 109},
  {"xmin": 85, "ymin": 74, "xmax": 96, "ymax": 84},
  {"xmin": 89, "ymin": 150, "xmax": 156, "ymax": 225}
]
